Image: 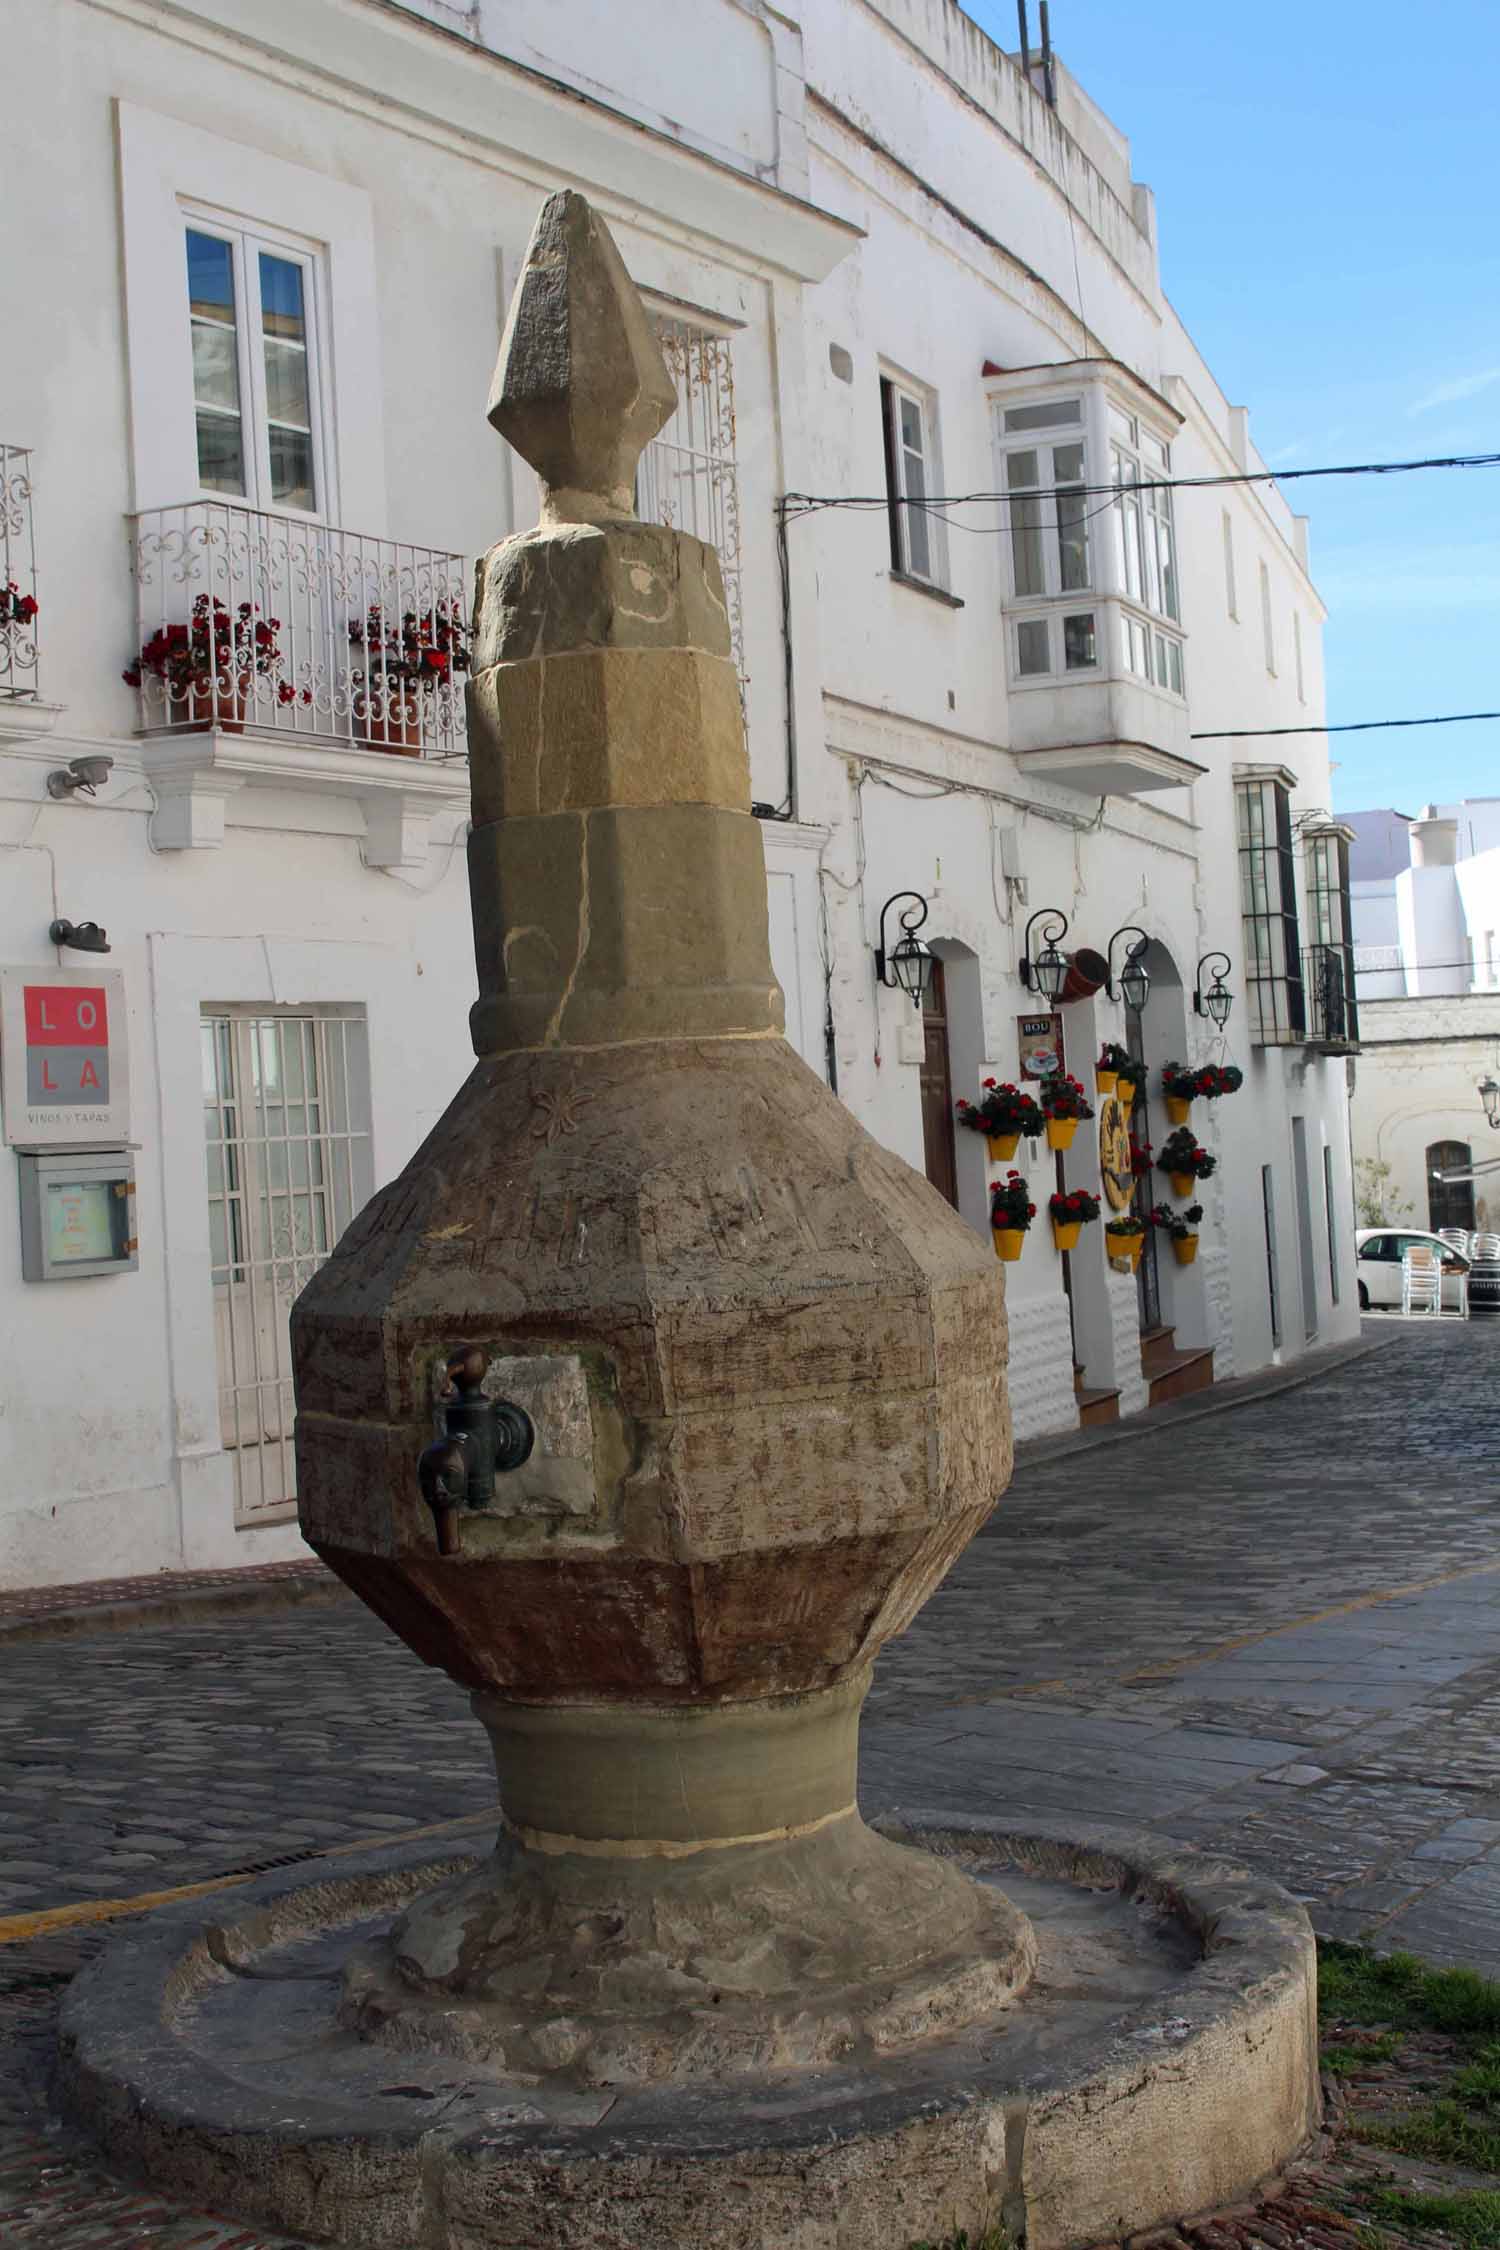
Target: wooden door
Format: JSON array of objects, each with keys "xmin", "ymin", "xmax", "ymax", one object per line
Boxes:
[{"xmin": 919, "ymin": 959, "xmax": 958, "ymax": 1209}]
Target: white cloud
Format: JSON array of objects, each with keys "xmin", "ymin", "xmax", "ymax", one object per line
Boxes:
[{"xmin": 1409, "ymin": 367, "xmax": 1500, "ymax": 416}]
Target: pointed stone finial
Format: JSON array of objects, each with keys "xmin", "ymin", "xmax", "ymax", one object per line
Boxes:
[{"xmin": 488, "ymin": 191, "xmax": 678, "ymax": 525}]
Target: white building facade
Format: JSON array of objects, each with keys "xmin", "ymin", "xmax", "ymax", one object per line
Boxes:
[
  {"xmin": 1, "ymin": 0, "xmax": 1358, "ymax": 1591},
  {"xmin": 1348, "ymin": 802, "xmax": 1500, "ymax": 1238}
]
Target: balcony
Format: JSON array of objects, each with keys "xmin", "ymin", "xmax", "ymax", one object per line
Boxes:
[
  {"xmin": 1, "ymin": 442, "xmax": 58, "ymax": 741},
  {"xmin": 128, "ymin": 502, "xmax": 471, "ymax": 862}
]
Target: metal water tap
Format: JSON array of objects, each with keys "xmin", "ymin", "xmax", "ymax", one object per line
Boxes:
[{"xmin": 416, "ymin": 1344, "xmax": 535, "ymax": 1554}]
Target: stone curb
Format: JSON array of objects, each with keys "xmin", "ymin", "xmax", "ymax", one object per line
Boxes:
[
  {"xmin": 0, "ymin": 1571, "xmax": 354, "ymax": 1647},
  {"xmin": 1013, "ymin": 1331, "xmax": 1394, "ymax": 1472}
]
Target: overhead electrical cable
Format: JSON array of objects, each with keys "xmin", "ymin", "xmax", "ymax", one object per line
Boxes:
[{"xmin": 778, "ymin": 447, "xmax": 1500, "ymax": 524}]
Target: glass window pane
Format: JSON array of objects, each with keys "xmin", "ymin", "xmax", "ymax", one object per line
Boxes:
[
  {"xmin": 192, "ymin": 322, "xmax": 240, "ymax": 413},
  {"xmin": 1056, "ymin": 489, "xmax": 1089, "ymax": 590},
  {"xmin": 1053, "ymin": 443, "xmax": 1085, "ymax": 483},
  {"xmin": 898, "ymin": 394, "xmax": 924, "ymax": 456},
  {"xmin": 1006, "ymin": 449, "xmax": 1039, "ymax": 489},
  {"xmin": 1165, "ymin": 638, "xmax": 1184, "ymax": 694},
  {"xmin": 258, "ymin": 253, "xmax": 307, "ymax": 342},
  {"xmin": 1108, "ymin": 405, "xmax": 1135, "ymax": 446},
  {"xmin": 1063, "ymin": 613, "xmax": 1096, "ymax": 669},
  {"xmin": 1016, "ymin": 619, "xmax": 1050, "ymax": 676},
  {"xmin": 187, "ymin": 230, "xmax": 236, "ymax": 321},
  {"xmin": 268, "ymin": 424, "xmax": 315, "ymax": 511},
  {"xmin": 1004, "ymin": 398, "xmax": 1082, "ymax": 431},
  {"xmin": 195, "ymin": 410, "xmax": 245, "ymax": 494},
  {"xmin": 263, "ymin": 337, "xmax": 311, "ymax": 428}
]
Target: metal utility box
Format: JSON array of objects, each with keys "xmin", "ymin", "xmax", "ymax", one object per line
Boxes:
[{"xmin": 18, "ymin": 1150, "xmax": 138, "ymax": 1281}]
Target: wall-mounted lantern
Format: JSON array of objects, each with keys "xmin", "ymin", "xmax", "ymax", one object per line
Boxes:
[
  {"xmin": 1019, "ymin": 908, "xmax": 1070, "ymax": 1003},
  {"xmin": 49, "ymin": 918, "xmax": 111, "ymax": 955},
  {"xmin": 1479, "ymin": 1076, "xmax": 1500, "ymax": 1131},
  {"xmin": 1105, "ymin": 925, "xmax": 1151, "ymax": 1014},
  {"xmin": 874, "ymin": 891, "xmax": 936, "ymax": 1008},
  {"xmin": 1194, "ymin": 952, "xmax": 1234, "ymax": 1029}
]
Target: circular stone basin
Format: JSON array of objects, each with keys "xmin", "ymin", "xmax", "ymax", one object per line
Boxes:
[{"xmin": 55, "ymin": 1815, "xmax": 1319, "ymax": 2250}]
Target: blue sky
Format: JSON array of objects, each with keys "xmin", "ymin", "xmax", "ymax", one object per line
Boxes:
[{"xmin": 968, "ymin": 0, "xmax": 1500, "ymax": 813}]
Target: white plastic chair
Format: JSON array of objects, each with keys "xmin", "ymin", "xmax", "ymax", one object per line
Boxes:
[
  {"xmin": 1471, "ymin": 1232, "xmax": 1500, "ymax": 1262},
  {"xmin": 1439, "ymin": 1228, "xmax": 1472, "ymax": 1257},
  {"xmin": 1401, "ymin": 1245, "xmax": 1442, "ymax": 1317}
]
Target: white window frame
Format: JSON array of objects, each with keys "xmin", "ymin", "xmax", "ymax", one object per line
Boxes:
[
  {"xmin": 880, "ymin": 371, "xmax": 949, "ymax": 590},
  {"xmin": 994, "ymin": 394, "xmax": 1100, "ymax": 684},
  {"xmin": 1293, "ymin": 609, "xmax": 1305, "ymax": 704},
  {"xmin": 1260, "ymin": 558, "xmax": 1277, "ymax": 676},
  {"xmin": 118, "ymin": 103, "xmax": 385, "ymax": 524},
  {"xmin": 1222, "ymin": 509, "xmax": 1238, "ymax": 619},
  {"xmin": 183, "ymin": 203, "xmax": 331, "ymax": 520}
]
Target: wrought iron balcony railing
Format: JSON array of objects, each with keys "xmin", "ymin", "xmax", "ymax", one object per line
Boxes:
[
  {"xmin": 129, "ymin": 503, "xmax": 470, "ymax": 761},
  {"xmin": 1, "ymin": 444, "xmax": 40, "ymax": 701},
  {"xmin": 1304, "ymin": 941, "xmax": 1359, "ymax": 1051}
]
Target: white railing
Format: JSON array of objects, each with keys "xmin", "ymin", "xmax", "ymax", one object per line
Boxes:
[
  {"xmin": 639, "ymin": 319, "xmax": 745, "ymax": 692},
  {"xmin": 129, "ymin": 502, "xmax": 470, "ymax": 760},
  {"xmin": 1, "ymin": 443, "xmax": 40, "ymax": 700}
]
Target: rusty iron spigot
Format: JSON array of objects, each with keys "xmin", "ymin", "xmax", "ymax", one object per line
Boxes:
[
  {"xmin": 416, "ymin": 1346, "xmax": 537, "ymax": 1550},
  {"xmin": 441, "ymin": 1345, "xmax": 535, "ymax": 1509},
  {"xmin": 417, "ymin": 1435, "xmax": 470, "ymax": 1556}
]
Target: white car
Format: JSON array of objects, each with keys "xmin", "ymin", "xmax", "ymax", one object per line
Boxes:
[{"xmin": 1355, "ymin": 1226, "xmax": 1472, "ymax": 1311}]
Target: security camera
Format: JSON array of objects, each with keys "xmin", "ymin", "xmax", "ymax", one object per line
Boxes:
[{"xmin": 46, "ymin": 754, "xmax": 115, "ymax": 800}]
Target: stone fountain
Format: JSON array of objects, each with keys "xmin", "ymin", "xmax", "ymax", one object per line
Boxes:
[{"xmin": 57, "ymin": 192, "xmax": 1320, "ymax": 2250}]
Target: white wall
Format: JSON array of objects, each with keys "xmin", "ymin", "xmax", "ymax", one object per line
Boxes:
[
  {"xmin": 1, "ymin": 0, "xmax": 1359, "ymax": 1584},
  {"xmin": 1350, "ymin": 995, "xmax": 1500, "ymax": 1234}
]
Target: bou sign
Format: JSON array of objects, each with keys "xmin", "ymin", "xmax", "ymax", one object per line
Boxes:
[{"xmin": 0, "ymin": 967, "xmax": 131, "ymax": 1147}]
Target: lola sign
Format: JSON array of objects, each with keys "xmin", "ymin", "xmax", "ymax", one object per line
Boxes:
[{"xmin": 0, "ymin": 968, "xmax": 131, "ymax": 1147}]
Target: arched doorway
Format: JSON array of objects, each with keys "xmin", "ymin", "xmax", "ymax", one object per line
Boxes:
[{"xmin": 1428, "ymin": 1143, "xmax": 1476, "ymax": 1234}]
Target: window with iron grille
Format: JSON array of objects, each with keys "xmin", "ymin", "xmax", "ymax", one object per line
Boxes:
[
  {"xmin": 637, "ymin": 317, "xmax": 744, "ymax": 695},
  {"xmin": 201, "ymin": 1006, "xmax": 372, "ymax": 1526},
  {"xmin": 1235, "ymin": 767, "xmax": 1306, "ymax": 1045},
  {"xmin": 1303, "ymin": 823, "xmax": 1359, "ymax": 1049}
]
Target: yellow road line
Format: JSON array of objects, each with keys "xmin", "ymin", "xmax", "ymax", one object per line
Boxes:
[
  {"xmin": 1120, "ymin": 1556, "xmax": 1500, "ymax": 1685},
  {"xmin": 0, "ymin": 1805, "xmax": 501, "ymax": 1947}
]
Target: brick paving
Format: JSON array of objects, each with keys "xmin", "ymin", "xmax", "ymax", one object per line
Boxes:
[{"xmin": 4, "ymin": 1313, "xmax": 1500, "ymax": 2243}]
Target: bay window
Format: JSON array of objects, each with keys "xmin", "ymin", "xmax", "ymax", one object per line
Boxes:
[
  {"xmin": 1236, "ymin": 767, "xmax": 1306, "ymax": 1045},
  {"xmin": 990, "ymin": 375, "xmax": 1184, "ymax": 697},
  {"xmin": 1303, "ymin": 823, "xmax": 1359, "ymax": 1049}
]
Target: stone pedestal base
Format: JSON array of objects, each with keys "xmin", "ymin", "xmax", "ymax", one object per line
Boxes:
[
  {"xmin": 57, "ymin": 1818, "xmax": 1320, "ymax": 2250},
  {"xmin": 339, "ymin": 1679, "xmax": 1035, "ymax": 2082}
]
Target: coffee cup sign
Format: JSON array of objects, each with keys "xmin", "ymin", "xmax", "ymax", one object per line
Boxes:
[{"xmin": 1017, "ymin": 1013, "xmax": 1064, "ymax": 1081}]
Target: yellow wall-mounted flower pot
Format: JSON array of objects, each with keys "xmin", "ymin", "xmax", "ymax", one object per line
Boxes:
[
  {"xmin": 1165, "ymin": 1095, "xmax": 1192, "ymax": 1125},
  {"xmin": 1052, "ymin": 1219, "xmax": 1082, "ymax": 1252},
  {"xmin": 992, "ymin": 1226, "xmax": 1025, "ymax": 1262},
  {"xmin": 1169, "ymin": 1172, "xmax": 1196, "ymax": 1199},
  {"xmin": 986, "ymin": 1131, "xmax": 1021, "ymax": 1161},
  {"xmin": 1095, "ymin": 1068, "xmax": 1118, "ymax": 1098},
  {"xmin": 1045, "ymin": 1117, "xmax": 1078, "ymax": 1151},
  {"xmin": 1172, "ymin": 1234, "xmax": 1200, "ymax": 1266}
]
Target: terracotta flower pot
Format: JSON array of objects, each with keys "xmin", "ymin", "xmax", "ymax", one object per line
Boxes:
[
  {"xmin": 1169, "ymin": 1172, "xmax": 1196, "ymax": 1199},
  {"xmin": 1045, "ymin": 1117, "xmax": 1078, "ymax": 1151},
  {"xmin": 1052, "ymin": 1219, "xmax": 1081, "ymax": 1252},
  {"xmin": 171, "ymin": 674, "xmax": 247, "ymax": 733},
  {"xmin": 1095, "ymin": 1069, "xmax": 1118, "ymax": 1098},
  {"xmin": 986, "ymin": 1131, "xmax": 1021, "ymax": 1162},
  {"xmin": 1059, "ymin": 948, "xmax": 1108, "ymax": 1002},
  {"xmin": 355, "ymin": 688, "xmax": 424, "ymax": 756},
  {"xmin": 992, "ymin": 1226, "xmax": 1025, "ymax": 1263},
  {"xmin": 1172, "ymin": 1234, "xmax": 1199, "ymax": 1266},
  {"xmin": 1165, "ymin": 1095, "xmax": 1192, "ymax": 1125}
]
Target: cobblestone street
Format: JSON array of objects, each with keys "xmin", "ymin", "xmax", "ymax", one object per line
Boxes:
[{"xmin": 5, "ymin": 1313, "xmax": 1500, "ymax": 2244}]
